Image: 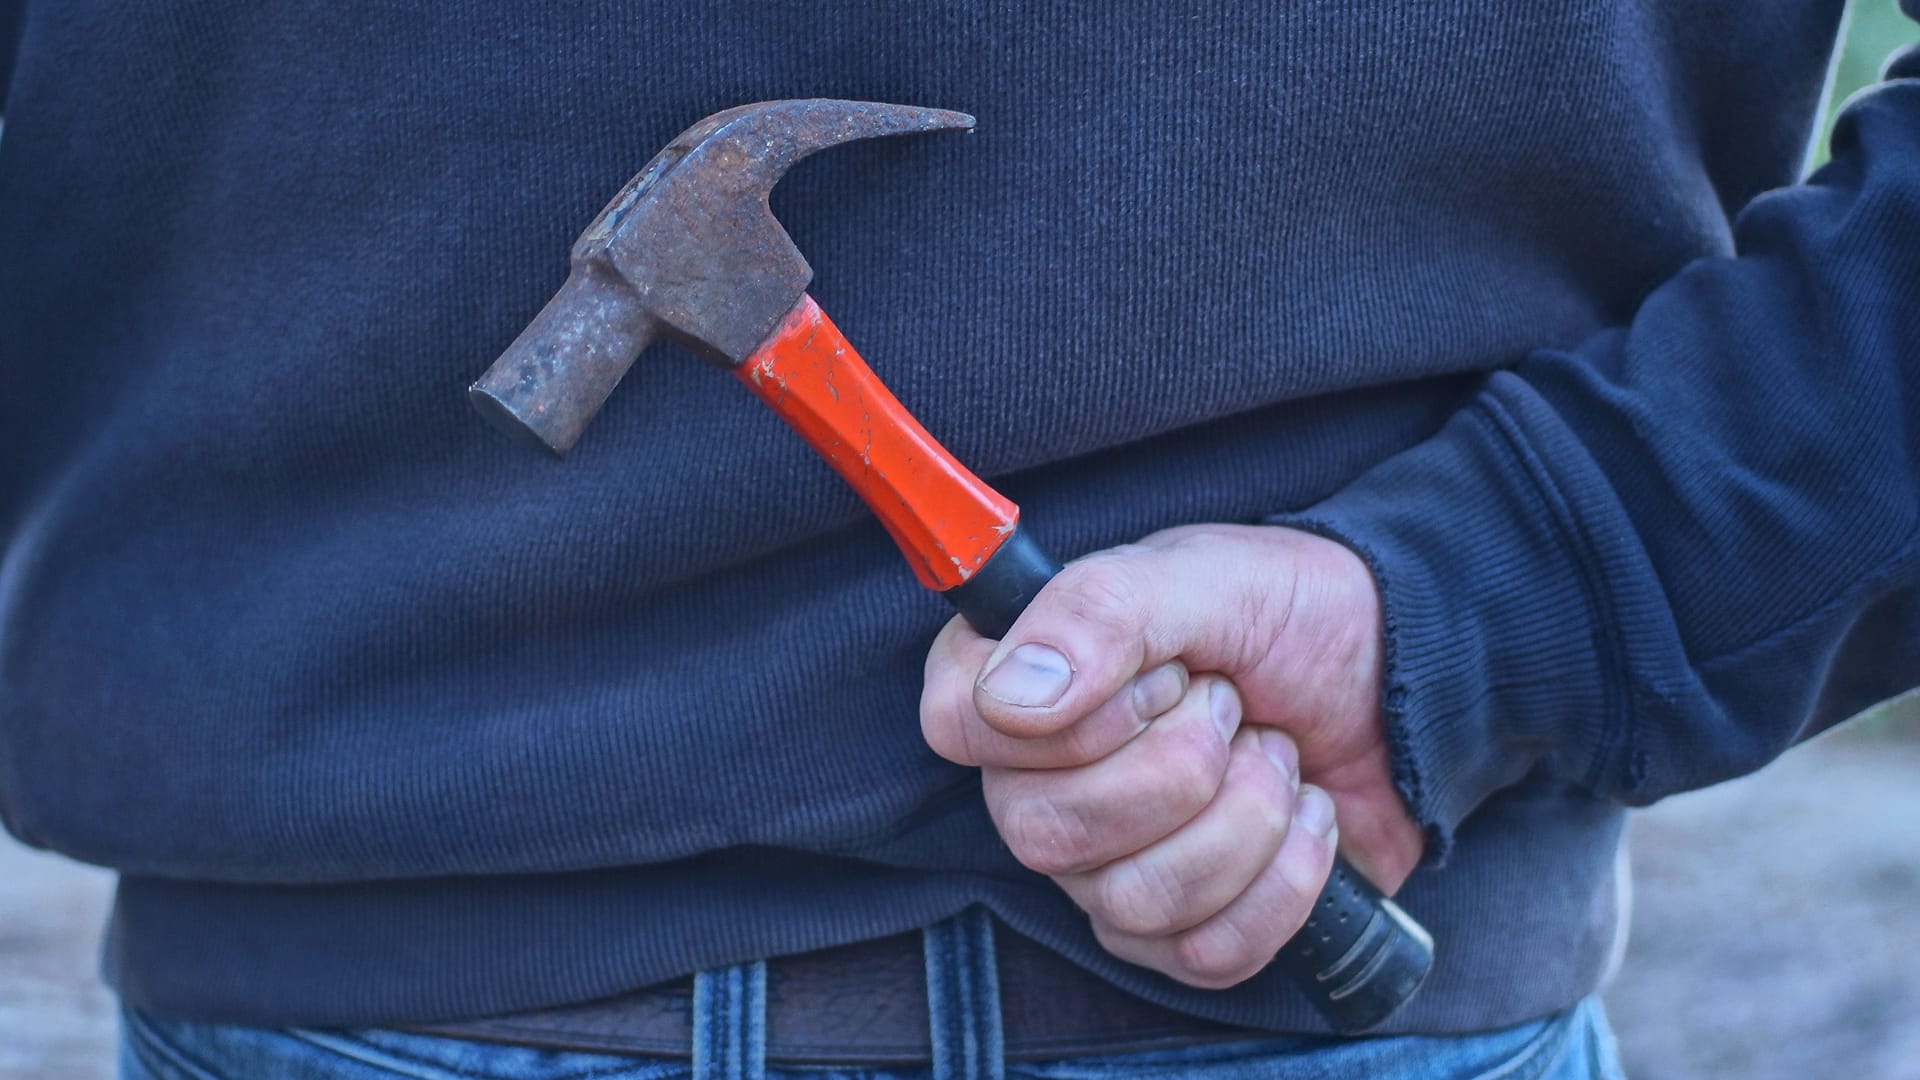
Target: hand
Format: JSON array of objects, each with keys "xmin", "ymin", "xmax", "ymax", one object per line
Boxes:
[{"xmin": 920, "ymin": 523, "xmax": 1423, "ymax": 989}]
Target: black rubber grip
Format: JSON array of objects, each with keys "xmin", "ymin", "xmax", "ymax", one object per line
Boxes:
[
  {"xmin": 946, "ymin": 526, "xmax": 1065, "ymax": 640},
  {"xmin": 945, "ymin": 525, "xmax": 1434, "ymax": 1033}
]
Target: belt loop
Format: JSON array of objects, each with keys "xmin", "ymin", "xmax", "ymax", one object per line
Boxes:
[
  {"xmin": 923, "ymin": 905, "xmax": 1007, "ymax": 1080},
  {"xmin": 692, "ymin": 960, "xmax": 767, "ymax": 1080}
]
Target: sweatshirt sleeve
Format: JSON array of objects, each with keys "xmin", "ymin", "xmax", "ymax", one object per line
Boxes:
[{"xmin": 1280, "ymin": 19, "xmax": 1920, "ymax": 859}]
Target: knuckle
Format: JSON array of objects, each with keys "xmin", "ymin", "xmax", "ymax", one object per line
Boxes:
[
  {"xmin": 918, "ymin": 707, "xmax": 962, "ymax": 764},
  {"xmin": 1097, "ymin": 857, "xmax": 1188, "ymax": 937},
  {"xmin": 1052, "ymin": 702, "xmax": 1142, "ymax": 767},
  {"xmin": 1002, "ymin": 795, "xmax": 1099, "ymax": 875},
  {"xmin": 1057, "ymin": 557, "xmax": 1147, "ymax": 633},
  {"xmin": 917, "ymin": 680, "xmax": 977, "ymax": 766},
  {"xmin": 1244, "ymin": 760, "xmax": 1295, "ymax": 835},
  {"xmin": 1161, "ymin": 723, "xmax": 1230, "ymax": 812},
  {"xmin": 1088, "ymin": 919, "xmax": 1153, "ymax": 972},
  {"xmin": 1174, "ymin": 922, "xmax": 1268, "ymax": 989},
  {"xmin": 1276, "ymin": 832, "xmax": 1336, "ymax": 905},
  {"xmin": 1057, "ymin": 720, "xmax": 1115, "ymax": 766}
]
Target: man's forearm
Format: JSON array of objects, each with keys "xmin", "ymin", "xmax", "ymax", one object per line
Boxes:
[{"xmin": 1282, "ymin": 3, "xmax": 1920, "ymax": 857}]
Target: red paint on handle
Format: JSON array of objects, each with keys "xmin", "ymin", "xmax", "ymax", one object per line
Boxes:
[{"xmin": 736, "ymin": 295, "xmax": 1018, "ymax": 591}]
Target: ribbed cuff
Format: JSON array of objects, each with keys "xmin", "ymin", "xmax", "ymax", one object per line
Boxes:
[{"xmin": 1272, "ymin": 392, "xmax": 1624, "ymax": 861}]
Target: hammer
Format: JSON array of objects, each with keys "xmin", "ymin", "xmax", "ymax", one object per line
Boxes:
[{"xmin": 469, "ymin": 99, "xmax": 1432, "ymax": 1033}]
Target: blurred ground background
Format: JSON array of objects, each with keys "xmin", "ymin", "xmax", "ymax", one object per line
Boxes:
[
  {"xmin": 4, "ymin": 3, "xmax": 1918, "ymax": 1078},
  {"xmin": 1602, "ymin": 697, "xmax": 1920, "ymax": 1078}
]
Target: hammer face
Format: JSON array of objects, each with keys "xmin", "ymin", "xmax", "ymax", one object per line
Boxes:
[{"xmin": 468, "ymin": 267, "xmax": 657, "ymax": 456}]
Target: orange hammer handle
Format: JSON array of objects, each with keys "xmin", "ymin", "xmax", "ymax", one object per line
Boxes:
[{"xmin": 735, "ymin": 295, "xmax": 1018, "ymax": 592}]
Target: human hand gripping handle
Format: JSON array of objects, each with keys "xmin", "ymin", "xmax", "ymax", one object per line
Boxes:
[
  {"xmin": 736, "ymin": 297, "xmax": 1433, "ymax": 1033},
  {"xmin": 945, "ymin": 527, "xmax": 1433, "ymax": 1033}
]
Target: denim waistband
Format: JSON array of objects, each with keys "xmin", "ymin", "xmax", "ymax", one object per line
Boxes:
[{"xmin": 664, "ymin": 907, "xmax": 1041, "ymax": 1079}]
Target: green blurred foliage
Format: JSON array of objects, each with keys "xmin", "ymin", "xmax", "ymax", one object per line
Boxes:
[
  {"xmin": 1814, "ymin": 0, "xmax": 1920, "ymax": 165},
  {"xmin": 1819, "ymin": 1, "xmax": 1920, "ymax": 738},
  {"xmin": 1855, "ymin": 688, "xmax": 1919, "ymax": 737}
]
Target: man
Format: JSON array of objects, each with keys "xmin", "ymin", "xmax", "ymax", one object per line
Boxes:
[{"xmin": 1, "ymin": 1, "xmax": 1914, "ymax": 1077}]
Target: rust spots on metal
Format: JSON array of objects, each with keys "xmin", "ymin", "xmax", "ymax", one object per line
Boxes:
[
  {"xmin": 468, "ymin": 99, "xmax": 974, "ymax": 456},
  {"xmin": 736, "ymin": 295, "xmax": 1018, "ymax": 591}
]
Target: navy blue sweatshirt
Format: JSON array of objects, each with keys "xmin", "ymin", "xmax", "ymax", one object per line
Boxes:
[{"xmin": 1, "ymin": 0, "xmax": 1915, "ymax": 1033}]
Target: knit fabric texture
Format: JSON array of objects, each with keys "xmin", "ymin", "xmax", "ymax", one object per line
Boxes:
[{"xmin": 2, "ymin": 0, "xmax": 1916, "ymax": 1032}]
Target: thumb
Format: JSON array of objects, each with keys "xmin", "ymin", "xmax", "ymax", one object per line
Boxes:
[{"xmin": 971, "ymin": 544, "xmax": 1261, "ymax": 738}]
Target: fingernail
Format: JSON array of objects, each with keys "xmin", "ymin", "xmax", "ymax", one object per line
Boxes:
[
  {"xmin": 1296, "ymin": 784, "xmax": 1336, "ymax": 838},
  {"xmin": 980, "ymin": 643, "xmax": 1073, "ymax": 708},
  {"xmin": 1209, "ymin": 680, "xmax": 1240, "ymax": 741},
  {"xmin": 1259, "ymin": 730, "xmax": 1297, "ymax": 782},
  {"xmin": 1131, "ymin": 662, "xmax": 1185, "ymax": 720}
]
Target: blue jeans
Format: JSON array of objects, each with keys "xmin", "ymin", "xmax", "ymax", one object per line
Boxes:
[{"xmin": 121, "ymin": 910, "xmax": 1626, "ymax": 1080}]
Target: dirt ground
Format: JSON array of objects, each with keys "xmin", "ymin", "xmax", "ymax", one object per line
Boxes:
[
  {"xmin": 2, "ymin": 700, "xmax": 1916, "ymax": 1079},
  {"xmin": 0, "ymin": 823, "xmax": 115, "ymax": 1079},
  {"xmin": 1599, "ymin": 699, "xmax": 1920, "ymax": 1078}
]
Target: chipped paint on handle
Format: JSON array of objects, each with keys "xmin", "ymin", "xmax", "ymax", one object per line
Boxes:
[{"xmin": 736, "ymin": 295, "xmax": 1018, "ymax": 591}]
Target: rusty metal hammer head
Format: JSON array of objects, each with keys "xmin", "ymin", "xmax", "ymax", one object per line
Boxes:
[{"xmin": 469, "ymin": 99, "xmax": 974, "ymax": 455}]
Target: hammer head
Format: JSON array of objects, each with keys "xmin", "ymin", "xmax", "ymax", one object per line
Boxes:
[{"xmin": 469, "ymin": 99, "xmax": 974, "ymax": 456}]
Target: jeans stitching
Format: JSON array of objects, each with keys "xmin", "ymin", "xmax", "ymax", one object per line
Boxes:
[
  {"xmin": 692, "ymin": 970, "xmax": 713, "ymax": 1079},
  {"xmin": 123, "ymin": 1011, "xmax": 227, "ymax": 1080},
  {"xmin": 943, "ymin": 919, "xmax": 964, "ymax": 1079},
  {"xmin": 288, "ymin": 1022, "xmax": 510, "ymax": 1076},
  {"xmin": 123, "ymin": 1028, "xmax": 195, "ymax": 1080},
  {"xmin": 713, "ymin": 971, "xmax": 728, "ymax": 1079},
  {"xmin": 287, "ymin": 1028, "xmax": 495, "ymax": 1080},
  {"xmin": 696, "ymin": 963, "xmax": 765, "ymax": 1080},
  {"xmin": 723, "ymin": 967, "xmax": 737, "ymax": 1079},
  {"xmin": 290, "ymin": 1027, "xmax": 685, "ymax": 1080},
  {"xmin": 744, "ymin": 962, "xmax": 767, "ymax": 1080},
  {"xmin": 723, "ymin": 967, "xmax": 739, "ymax": 1080},
  {"xmin": 967, "ymin": 909, "xmax": 1004, "ymax": 1080},
  {"xmin": 1007, "ymin": 1008, "xmax": 1582, "ymax": 1080},
  {"xmin": 925, "ymin": 908, "xmax": 1005, "ymax": 1080},
  {"xmin": 926, "ymin": 917, "xmax": 955, "ymax": 1080},
  {"xmin": 952, "ymin": 919, "xmax": 977, "ymax": 1079},
  {"xmin": 1465, "ymin": 1007, "xmax": 1579, "ymax": 1080}
]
